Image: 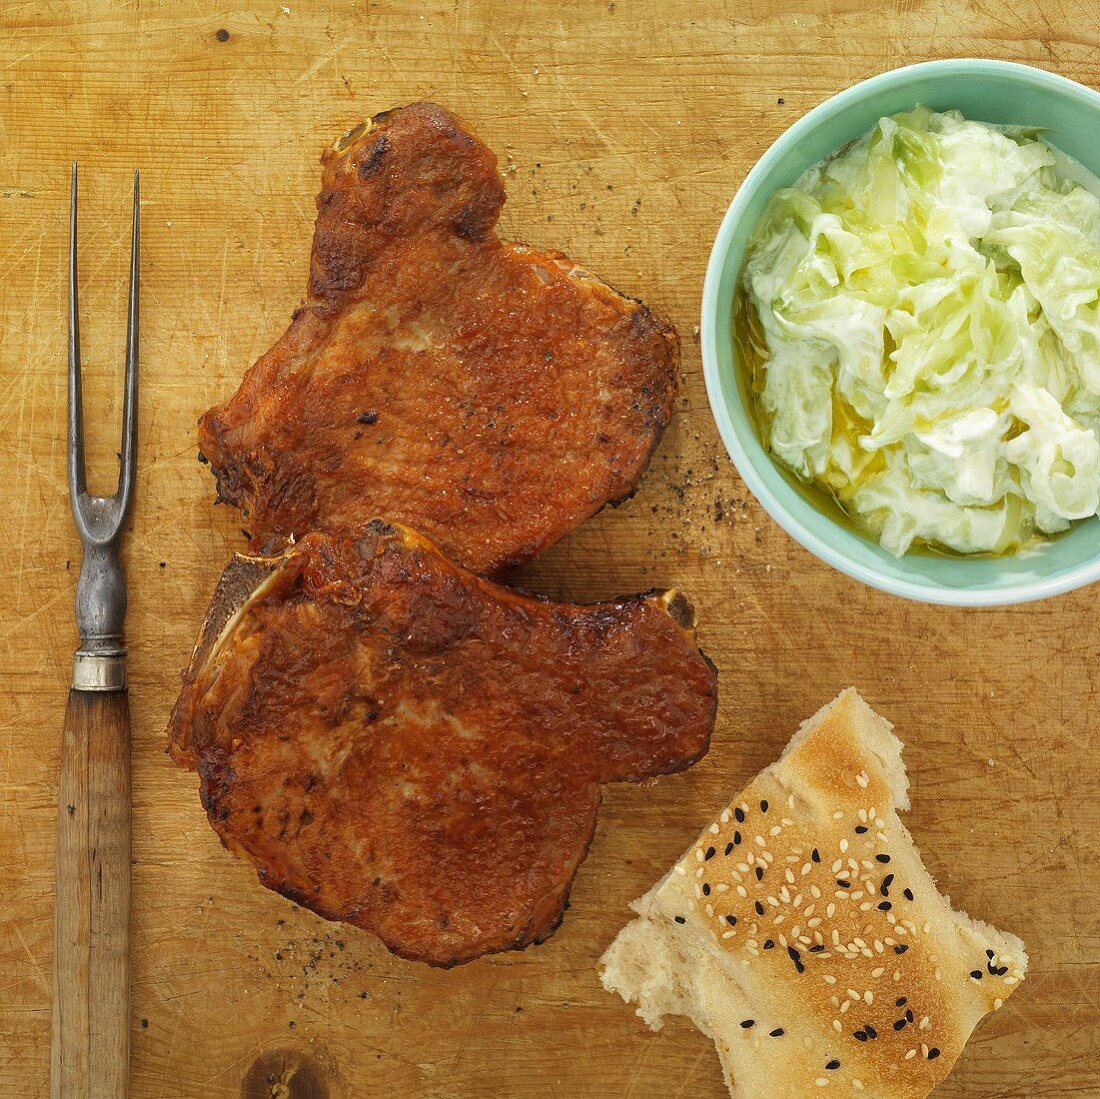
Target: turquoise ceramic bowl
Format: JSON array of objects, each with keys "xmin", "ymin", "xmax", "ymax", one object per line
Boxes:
[{"xmin": 702, "ymin": 59, "xmax": 1100, "ymax": 606}]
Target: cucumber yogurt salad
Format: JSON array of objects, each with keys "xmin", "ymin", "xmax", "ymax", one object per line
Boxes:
[{"xmin": 740, "ymin": 106, "xmax": 1100, "ymax": 556}]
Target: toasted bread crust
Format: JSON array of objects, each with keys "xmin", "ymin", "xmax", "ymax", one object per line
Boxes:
[
  {"xmin": 169, "ymin": 521, "xmax": 716, "ymax": 966},
  {"xmin": 198, "ymin": 102, "xmax": 680, "ymax": 575}
]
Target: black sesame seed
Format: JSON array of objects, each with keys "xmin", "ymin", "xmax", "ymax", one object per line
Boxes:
[
  {"xmin": 878, "ymin": 901, "xmax": 892, "ymax": 911},
  {"xmin": 725, "ymin": 915, "xmax": 737, "ymax": 926},
  {"xmin": 894, "ymin": 1019, "xmax": 907, "ymax": 1031},
  {"xmin": 853, "ymin": 1031, "xmax": 868, "ymax": 1042},
  {"xmin": 760, "ymin": 800, "xmax": 769, "ymax": 813},
  {"xmin": 763, "ymin": 939, "xmax": 775, "ymax": 950},
  {"xmin": 836, "ymin": 879, "xmax": 851, "ymax": 888},
  {"xmin": 986, "ymin": 949, "xmax": 995, "ymax": 959},
  {"xmin": 996, "ymin": 965, "xmax": 1008, "ymax": 976},
  {"xmin": 903, "ymin": 888, "xmax": 914, "ymax": 901},
  {"xmin": 865, "ymin": 1025, "xmax": 877, "ymax": 1039},
  {"xmin": 770, "ymin": 1028, "xmax": 784, "ymax": 1037},
  {"xmin": 876, "ymin": 854, "xmax": 891, "ymax": 863},
  {"xmin": 928, "ymin": 1048, "xmax": 941, "ymax": 1059},
  {"xmin": 906, "ymin": 1009, "xmax": 914, "ymax": 1023},
  {"xmin": 809, "ymin": 944, "xmax": 825, "ymax": 953},
  {"xmin": 970, "ymin": 970, "xmax": 983, "ymax": 980},
  {"xmin": 896, "ymin": 997, "xmax": 907, "ymax": 1007},
  {"xmin": 755, "ymin": 901, "xmax": 765, "ymax": 916},
  {"xmin": 826, "ymin": 1060, "xmax": 840, "ymax": 1070},
  {"xmin": 855, "ymin": 825, "xmax": 868, "ymax": 834},
  {"xmin": 357, "ymin": 410, "xmax": 379, "ymax": 424},
  {"xmin": 734, "ymin": 831, "xmax": 742, "ymax": 845},
  {"xmin": 704, "ymin": 846, "xmax": 716, "ymax": 860},
  {"xmin": 894, "ymin": 944, "xmax": 908, "ymax": 955},
  {"xmin": 755, "ymin": 867, "xmax": 764, "ymax": 881},
  {"xmin": 735, "ymin": 807, "xmax": 746, "ymax": 823},
  {"xmin": 741, "ymin": 1019, "xmax": 755, "ymax": 1029},
  {"xmin": 787, "ymin": 946, "xmax": 805, "ymax": 973},
  {"xmin": 674, "ymin": 915, "xmax": 686, "ymax": 924},
  {"xmin": 703, "ymin": 883, "xmax": 711, "ymax": 897},
  {"xmin": 812, "ymin": 848, "xmax": 821, "ymax": 863},
  {"xmin": 724, "ymin": 842, "xmax": 735, "ymax": 855},
  {"xmin": 883, "ymin": 874, "xmax": 894, "ymax": 889}
]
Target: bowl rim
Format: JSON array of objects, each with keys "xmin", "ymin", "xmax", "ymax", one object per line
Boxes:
[{"xmin": 701, "ymin": 57, "xmax": 1100, "ymax": 607}]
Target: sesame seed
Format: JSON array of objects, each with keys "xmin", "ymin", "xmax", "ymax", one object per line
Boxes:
[
  {"xmin": 741, "ymin": 1019, "xmax": 754, "ymax": 1028},
  {"xmin": 735, "ymin": 807, "xmax": 745, "ymax": 823},
  {"xmin": 876, "ymin": 854, "xmax": 890, "ymax": 864},
  {"xmin": 726, "ymin": 914, "xmax": 737, "ymax": 926},
  {"xmin": 756, "ymin": 867, "xmax": 764, "ymax": 881},
  {"xmin": 928, "ymin": 1048, "xmax": 940, "ymax": 1059},
  {"xmin": 903, "ymin": 888, "xmax": 914, "ymax": 901},
  {"xmin": 704, "ymin": 846, "xmax": 716, "ymax": 861},
  {"xmin": 815, "ymin": 1079, "xmax": 830, "ymax": 1087},
  {"xmin": 840, "ymin": 839, "xmax": 849, "ymax": 853},
  {"xmin": 724, "ymin": 842, "xmax": 734, "ymax": 855},
  {"xmin": 994, "ymin": 998, "xmax": 1003, "ymax": 1010},
  {"xmin": 896, "ymin": 996, "xmax": 907, "ymax": 1006},
  {"xmin": 823, "ymin": 974, "xmax": 836, "ymax": 984},
  {"xmin": 761, "ymin": 800, "xmax": 769, "ymax": 812},
  {"xmin": 832, "ymin": 811, "xmax": 844, "ymax": 820},
  {"xmin": 703, "ymin": 883, "xmax": 711, "ymax": 897},
  {"xmin": 734, "ymin": 831, "xmax": 742, "ymax": 845},
  {"xmin": 826, "ymin": 1060, "xmax": 840, "ymax": 1070},
  {"xmin": 970, "ymin": 970, "xmax": 982, "ymax": 980},
  {"xmin": 904, "ymin": 1049, "xmax": 917, "ymax": 1060},
  {"xmin": 832, "ymin": 1020, "xmax": 842, "ymax": 1032},
  {"xmin": 894, "ymin": 945, "xmax": 908, "ymax": 955},
  {"xmin": 755, "ymin": 901, "xmax": 765, "ymax": 916},
  {"xmin": 853, "ymin": 1031, "xmax": 867, "ymax": 1042},
  {"xmin": 763, "ymin": 939, "xmax": 774, "ymax": 950},
  {"xmin": 812, "ymin": 848, "xmax": 821, "ymax": 863},
  {"xmin": 756, "ymin": 835, "xmax": 766, "ymax": 847},
  {"xmin": 836, "ymin": 879, "xmax": 851, "ymax": 888},
  {"xmin": 736, "ymin": 885, "xmax": 747, "ymax": 898},
  {"xmin": 770, "ymin": 1028, "xmax": 784, "ymax": 1037},
  {"xmin": 878, "ymin": 901, "xmax": 892, "ymax": 911},
  {"xmin": 721, "ymin": 930, "xmax": 736, "ymax": 939},
  {"xmin": 871, "ymin": 967, "xmax": 884, "ymax": 978},
  {"xmin": 865, "ymin": 1025, "xmax": 877, "ymax": 1039},
  {"xmin": 894, "ymin": 1019, "xmax": 907, "ymax": 1031},
  {"xmin": 855, "ymin": 826, "xmax": 868, "ymax": 834},
  {"xmin": 853, "ymin": 1082, "xmax": 864, "ymax": 1092},
  {"xmin": 695, "ymin": 849, "xmax": 705, "ymax": 862}
]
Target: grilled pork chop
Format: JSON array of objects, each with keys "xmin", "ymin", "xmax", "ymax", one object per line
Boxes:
[
  {"xmin": 198, "ymin": 102, "xmax": 680, "ymax": 576},
  {"xmin": 169, "ymin": 521, "xmax": 716, "ymax": 966}
]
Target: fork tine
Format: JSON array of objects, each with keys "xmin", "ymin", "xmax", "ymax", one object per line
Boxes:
[
  {"xmin": 116, "ymin": 169, "xmax": 139, "ymax": 515},
  {"xmin": 67, "ymin": 161, "xmax": 86, "ymax": 502}
]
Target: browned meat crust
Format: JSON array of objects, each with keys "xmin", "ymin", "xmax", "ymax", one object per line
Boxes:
[
  {"xmin": 198, "ymin": 102, "xmax": 680, "ymax": 576},
  {"xmin": 168, "ymin": 521, "xmax": 716, "ymax": 967}
]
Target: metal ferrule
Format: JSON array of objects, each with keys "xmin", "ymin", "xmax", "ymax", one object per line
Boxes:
[{"xmin": 72, "ymin": 649, "xmax": 127, "ymax": 691}]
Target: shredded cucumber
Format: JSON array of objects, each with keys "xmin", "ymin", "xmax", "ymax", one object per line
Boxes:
[{"xmin": 742, "ymin": 106, "xmax": 1100, "ymax": 556}]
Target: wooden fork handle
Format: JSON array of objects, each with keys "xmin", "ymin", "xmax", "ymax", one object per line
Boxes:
[{"xmin": 52, "ymin": 688, "xmax": 131, "ymax": 1099}]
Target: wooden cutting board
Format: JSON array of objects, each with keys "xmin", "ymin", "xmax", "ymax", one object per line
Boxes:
[{"xmin": 2, "ymin": 2, "xmax": 1097, "ymax": 1095}]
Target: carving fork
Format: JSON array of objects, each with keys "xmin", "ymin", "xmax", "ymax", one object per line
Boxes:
[{"xmin": 52, "ymin": 164, "xmax": 138, "ymax": 1099}]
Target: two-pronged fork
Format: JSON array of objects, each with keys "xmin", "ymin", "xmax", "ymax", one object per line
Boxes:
[{"xmin": 52, "ymin": 163, "xmax": 138, "ymax": 1099}]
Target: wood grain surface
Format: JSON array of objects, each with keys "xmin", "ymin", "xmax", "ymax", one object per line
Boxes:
[{"xmin": 1, "ymin": 2, "xmax": 1097, "ymax": 1096}]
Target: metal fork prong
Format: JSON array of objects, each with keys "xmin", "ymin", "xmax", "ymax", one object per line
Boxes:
[
  {"xmin": 67, "ymin": 161, "xmax": 86, "ymax": 503},
  {"xmin": 116, "ymin": 169, "xmax": 139, "ymax": 519}
]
